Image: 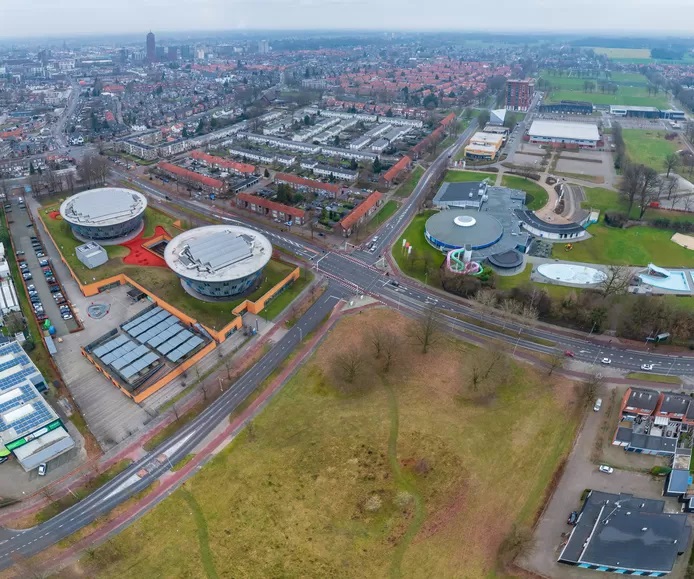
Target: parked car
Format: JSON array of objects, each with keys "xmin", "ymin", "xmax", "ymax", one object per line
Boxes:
[
  {"xmin": 37, "ymin": 463, "xmax": 47, "ymax": 476},
  {"xmin": 16, "ymin": 251, "xmax": 24, "ymax": 256},
  {"xmin": 599, "ymin": 465, "xmax": 613, "ymax": 474},
  {"xmin": 45, "ymin": 277, "xmax": 55, "ymax": 283},
  {"xmin": 35, "ymin": 252, "xmax": 45, "ymax": 258},
  {"xmin": 567, "ymin": 511, "xmax": 579, "ymax": 525},
  {"xmin": 594, "ymin": 398, "xmax": 603, "ymax": 412},
  {"xmin": 49, "ymin": 286, "xmax": 60, "ymax": 293},
  {"xmin": 22, "ymin": 273, "xmax": 32, "ymax": 280},
  {"xmin": 27, "ymin": 284, "xmax": 35, "ymax": 291},
  {"xmin": 62, "ymin": 314, "xmax": 73, "ymax": 320},
  {"xmin": 38, "ymin": 260, "xmax": 49, "ymax": 267}
]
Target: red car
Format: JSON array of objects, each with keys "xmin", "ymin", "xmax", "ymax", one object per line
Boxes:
[{"xmin": 564, "ymin": 350, "xmax": 575, "ymax": 358}]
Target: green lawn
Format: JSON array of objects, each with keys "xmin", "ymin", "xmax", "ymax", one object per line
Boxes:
[
  {"xmin": 501, "ymin": 174, "xmax": 549, "ymax": 211},
  {"xmin": 392, "ymin": 211, "xmax": 445, "ymax": 285},
  {"xmin": 581, "ymin": 186, "xmax": 627, "ymax": 214},
  {"xmin": 590, "ymin": 47, "xmax": 652, "ymax": 59},
  {"xmin": 84, "ymin": 309, "xmax": 579, "ymax": 579},
  {"xmin": 260, "ymin": 269, "xmax": 314, "ymax": 320},
  {"xmin": 552, "ymin": 222, "xmax": 694, "ymax": 267},
  {"xmin": 394, "ymin": 166, "xmax": 424, "ymax": 198},
  {"xmin": 366, "ymin": 200, "xmax": 399, "ymax": 233},
  {"xmin": 444, "ymin": 170, "xmax": 494, "ymax": 183},
  {"xmin": 540, "ymin": 70, "xmax": 648, "ymax": 90},
  {"xmin": 125, "ymin": 259, "xmax": 296, "ymax": 331},
  {"xmin": 622, "ymin": 129, "xmax": 681, "ymax": 170},
  {"xmin": 40, "ymin": 203, "xmax": 181, "ymax": 284},
  {"xmin": 494, "ymin": 264, "xmax": 574, "ymax": 300},
  {"xmin": 626, "ymin": 372, "xmax": 682, "ymax": 385},
  {"xmin": 546, "ymin": 89, "xmax": 668, "ymax": 109}
]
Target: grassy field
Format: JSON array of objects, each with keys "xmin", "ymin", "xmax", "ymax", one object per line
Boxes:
[
  {"xmin": 444, "ymin": 170, "xmax": 494, "ymax": 183},
  {"xmin": 392, "ymin": 210, "xmax": 445, "ymax": 285},
  {"xmin": 40, "ymin": 203, "xmax": 180, "ymax": 284},
  {"xmin": 590, "ymin": 47, "xmax": 652, "ymax": 59},
  {"xmin": 83, "ymin": 309, "xmax": 580, "ymax": 579},
  {"xmin": 539, "ymin": 70, "xmax": 649, "ymax": 90},
  {"xmin": 125, "ymin": 259, "xmax": 296, "ymax": 331},
  {"xmin": 626, "ymin": 372, "xmax": 682, "ymax": 385},
  {"xmin": 552, "ymin": 221, "xmax": 694, "ymax": 267},
  {"xmin": 546, "ymin": 88, "xmax": 668, "ymax": 108},
  {"xmin": 581, "ymin": 186, "xmax": 627, "ymax": 214},
  {"xmin": 622, "ymin": 129, "xmax": 682, "ymax": 170},
  {"xmin": 394, "ymin": 166, "xmax": 424, "ymax": 198},
  {"xmin": 501, "ymin": 174, "xmax": 549, "ymax": 211},
  {"xmin": 260, "ymin": 269, "xmax": 313, "ymax": 321}
]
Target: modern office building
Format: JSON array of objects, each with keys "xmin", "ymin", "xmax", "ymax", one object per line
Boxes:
[
  {"xmin": 165, "ymin": 225, "xmax": 272, "ymax": 299},
  {"xmin": 506, "ymin": 79, "xmax": 534, "ymax": 112},
  {"xmin": 60, "ymin": 187, "xmax": 147, "ymax": 242},
  {"xmin": 146, "ymin": 32, "xmax": 156, "ymax": 62}
]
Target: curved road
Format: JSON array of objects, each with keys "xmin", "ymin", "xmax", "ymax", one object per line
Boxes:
[{"xmin": 0, "ymin": 115, "xmax": 691, "ymax": 569}]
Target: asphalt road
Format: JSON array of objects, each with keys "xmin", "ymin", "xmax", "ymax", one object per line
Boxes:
[{"xmin": 1, "ymin": 110, "xmax": 692, "ymax": 568}]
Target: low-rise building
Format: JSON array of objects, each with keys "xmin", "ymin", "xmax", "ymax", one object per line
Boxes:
[
  {"xmin": 190, "ymin": 150, "xmax": 256, "ymax": 175},
  {"xmin": 382, "ymin": 155, "xmax": 412, "ymax": 186},
  {"xmin": 464, "ymin": 131, "xmax": 504, "ymax": 160},
  {"xmin": 338, "ymin": 191, "xmax": 383, "ymax": 237},
  {"xmin": 0, "ymin": 279, "xmax": 20, "ymax": 315},
  {"xmin": 311, "ymin": 164, "xmax": 358, "ymax": 181},
  {"xmin": 274, "ymin": 172, "xmax": 342, "ymax": 197},
  {"xmin": 235, "ymin": 193, "xmax": 306, "ymax": 225},
  {"xmin": 227, "ymin": 147, "xmax": 276, "ymax": 165},
  {"xmin": 158, "ymin": 162, "xmax": 225, "ymax": 195}
]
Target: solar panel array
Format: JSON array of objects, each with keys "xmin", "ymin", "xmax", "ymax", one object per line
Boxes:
[
  {"xmin": 120, "ymin": 352, "xmax": 160, "ymax": 380},
  {"xmin": 167, "ymin": 336, "xmax": 205, "ymax": 363},
  {"xmin": 91, "ymin": 334, "xmax": 129, "ymax": 358},
  {"xmin": 127, "ymin": 310, "xmax": 174, "ymax": 338},
  {"xmin": 137, "ymin": 316, "xmax": 178, "ymax": 344},
  {"xmin": 0, "ymin": 341, "xmax": 58, "ymax": 439},
  {"xmin": 182, "ymin": 231, "xmax": 252, "ymax": 273},
  {"xmin": 122, "ymin": 306, "xmax": 162, "ymax": 332}
]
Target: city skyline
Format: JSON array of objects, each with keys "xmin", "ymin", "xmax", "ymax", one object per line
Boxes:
[{"xmin": 3, "ymin": 0, "xmax": 694, "ymax": 39}]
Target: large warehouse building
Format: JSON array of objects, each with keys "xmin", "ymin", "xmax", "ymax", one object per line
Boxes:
[
  {"xmin": 60, "ymin": 187, "xmax": 147, "ymax": 242},
  {"xmin": 165, "ymin": 225, "xmax": 272, "ymax": 300},
  {"xmin": 527, "ymin": 120, "xmax": 601, "ymax": 148}
]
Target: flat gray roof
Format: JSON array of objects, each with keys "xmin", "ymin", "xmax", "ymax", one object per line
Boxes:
[
  {"xmin": 60, "ymin": 187, "xmax": 147, "ymax": 227},
  {"xmin": 529, "ymin": 120, "xmax": 600, "ymax": 142},
  {"xmin": 426, "ymin": 210, "xmax": 503, "ymax": 249},
  {"xmin": 165, "ymin": 225, "xmax": 272, "ymax": 283}
]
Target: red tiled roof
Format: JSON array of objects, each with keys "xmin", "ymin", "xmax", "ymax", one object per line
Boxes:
[
  {"xmin": 440, "ymin": 112, "xmax": 456, "ymax": 127},
  {"xmin": 383, "ymin": 155, "xmax": 412, "ymax": 183},
  {"xmin": 190, "ymin": 150, "xmax": 256, "ymax": 175},
  {"xmin": 236, "ymin": 193, "xmax": 306, "ymax": 219},
  {"xmin": 274, "ymin": 172, "xmax": 341, "ymax": 195},
  {"xmin": 158, "ymin": 162, "xmax": 224, "ymax": 190},
  {"xmin": 340, "ymin": 192, "xmax": 382, "ymax": 231}
]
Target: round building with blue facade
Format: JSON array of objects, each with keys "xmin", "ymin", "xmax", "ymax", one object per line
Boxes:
[
  {"xmin": 60, "ymin": 187, "xmax": 147, "ymax": 243},
  {"xmin": 164, "ymin": 225, "xmax": 272, "ymax": 301},
  {"xmin": 425, "ymin": 209, "xmax": 503, "ymax": 252}
]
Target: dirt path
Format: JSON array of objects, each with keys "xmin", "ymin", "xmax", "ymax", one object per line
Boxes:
[
  {"xmin": 385, "ymin": 382, "xmax": 425, "ymax": 579},
  {"xmin": 181, "ymin": 488, "xmax": 218, "ymax": 579}
]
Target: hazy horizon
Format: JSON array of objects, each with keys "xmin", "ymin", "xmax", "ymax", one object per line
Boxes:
[{"xmin": 3, "ymin": 0, "xmax": 694, "ymax": 41}]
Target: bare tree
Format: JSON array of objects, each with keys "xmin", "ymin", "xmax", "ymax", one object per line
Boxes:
[
  {"xmin": 474, "ymin": 288, "xmax": 497, "ymax": 309},
  {"xmin": 578, "ymin": 373, "xmax": 603, "ymax": 409},
  {"xmin": 335, "ymin": 350, "xmax": 363, "ymax": 384},
  {"xmin": 620, "ymin": 163, "xmax": 659, "ymax": 217},
  {"xmin": 200, "ymin": 383, "xmax": 208, "ymax": 401},
  {"xmin": 224, "ymin": 358, "xmax": 233, "ymax": 380},
  {"xmin": 380, "ymin": 332, "xmax": 400, "ymax": 374},
  {"xmin": 371, "ymin": 327, "xmax": 385, "ymax": 359},
  {"xmin": 664, "ymin": 153, "xmax": 680, "ymax": 178},
  {"xmin": 467, "ymin": 346, "xmax": 509, "ymax": 398},
  {"xmin": 547, "ymin": 351, "xmax": 565, "ymax": 376},
  {"xmin": 598, "ymin": 265, "xmax": 632, "ymax": 297},
  {"xmin": 409, "ymin": 306, "xmax": 442, "ymax": 354},
  {"xmin": 665, "ymin": 175, "xmax": 679, "ymax": 200},
  {"xmin": 65, "ymin": 170, "xmax": 76, "ymax": 193},
  {"xmin": 172, "ymin": 404, "xmax": 181, "ymax": 422}
]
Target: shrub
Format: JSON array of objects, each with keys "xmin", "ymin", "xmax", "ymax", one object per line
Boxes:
[
  {"xmin": 650, "ymin": 466, "xmax": 672, "ymax": 476},
  {"xmin": 604, "ymin": 211, "xmax": 628, "ymax": 228}
]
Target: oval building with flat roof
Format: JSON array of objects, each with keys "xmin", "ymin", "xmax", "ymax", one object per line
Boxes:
[
  {"xmin": 60, "ymin": 187, "xmax": 147, "ymax": 242},
  {"xmin": 164, "ymin": 225, "xmax": 272, "ymax": 300}
]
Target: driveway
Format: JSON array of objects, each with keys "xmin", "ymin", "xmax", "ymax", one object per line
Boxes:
[{"xmin": 519, "ymin": 391, "xmax": 680, "ymax": 578}]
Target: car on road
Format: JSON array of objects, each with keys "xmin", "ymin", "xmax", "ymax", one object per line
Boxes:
[
  {"xmin": 599, "ymin": 465, "xmax": 613, "ymax": 474},
  {"xmin": 641, "ymin": 363, "xmax": 654, "ymax": 371},
  {"xmin": 564, "ymin": 350, "xmax": 575, "ymax": 357},
  {"xmin": 600, "ymin": 358, "xmax": 611, "ymax": 365},
  {"xmin": 389, "ymin": 280, "xmax": 400, "ymax": 287},
  {"xmin": 567, "ymin": 511, "xmax": 579, "ymax": 525},
  {"xmin": 25, "ymin": 223, "xmax": 32, "ymax": 228},
  {"xmin": 37, "ymin": 463, "xmax": 47, "ymax": 476}
]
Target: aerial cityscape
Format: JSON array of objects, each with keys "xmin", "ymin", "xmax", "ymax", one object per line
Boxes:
[{"xmin": 3, "ymin": 3, "xmax": 694, "ymax": 577}]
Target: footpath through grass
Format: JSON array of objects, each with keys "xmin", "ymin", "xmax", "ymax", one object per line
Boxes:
[
  {"xmin": 84, "ymin": 309, "xmax": 579, "ymax": 578},
  {"xmin": 501, "ymin": 174, "xmax": 549, "ymax": 210},
  {"xmin": 36, "ymin": 459, "xmax": 133, "ymax": 523}
]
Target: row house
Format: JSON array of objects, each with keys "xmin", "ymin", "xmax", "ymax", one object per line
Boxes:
[
  {"xmin": 227, "ymin": 147, "xmax": 275, "ymax": 165},
  {"xmin": 235, "ymin": 193, "xmax": 306, "ymax": 225},
  {"xmin": 338, "ymin": 191, "xmax": 383, "ymax": 237},
  {"xmin": 311, "ymin": 164, "xmax": 358, "ymax": 182},
  {"xmin": 274, "ymin": 172, "xmax": 342, "ymax": 197},
  {"xmin": 190, "ymin": 150, "xmax": 256, "ymax": 175},
  {"xmin": 157, "ymin": 162, "xmax": 225, "ymax": 195}
]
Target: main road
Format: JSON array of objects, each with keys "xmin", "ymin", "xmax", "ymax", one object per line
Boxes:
[{"xmin": 0, "ymin": 114, "xmax": 691, "ymax": 570}]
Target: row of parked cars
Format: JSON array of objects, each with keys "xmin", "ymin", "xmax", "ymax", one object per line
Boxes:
[{"xmin": 20, "ymin": 235, "xmax": 73, "ymax": 323}]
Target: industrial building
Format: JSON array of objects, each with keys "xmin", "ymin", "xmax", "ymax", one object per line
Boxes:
[
  {"xmin": 538, "ymin": 100, "xmax": 593, "ymax": 115},
  {"xmin": 165, "ymin": 225, "xmax": 272, "ymax": 299},
  {"xmin": 0, "ymin": 341, "xmax": 75, "ymax": 472},
  {"xmin": 558, "ymin": 490, "xmax": 690, "ymax": 576},
  {"xmin": 506, "ymin": 79, "xmax": 534, "ymax": 112},
  {"xmin": 609, "ymin": 105, "xmax": 686, "ymax": 120},
  {"xmin": 60, "ymin": 187, "xmax": 147, "ymax": 242},
  {"xmin": 527, "ymin": 120, "xmax": 601, "ymax": 148}
]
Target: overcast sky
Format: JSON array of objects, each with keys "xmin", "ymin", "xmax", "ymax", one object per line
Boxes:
[{"xmin": 2, "ymin": 0, "xmax": 694, "ymax": 38}]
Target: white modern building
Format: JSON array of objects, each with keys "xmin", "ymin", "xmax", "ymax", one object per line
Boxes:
[{"xmin": 527, "ymin": 120, "xmax": 601, "ymax": 148}]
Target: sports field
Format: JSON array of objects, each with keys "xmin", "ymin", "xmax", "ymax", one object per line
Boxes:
[
  {"xmin": 546, "ymin": 88, "xmax": 668, "ymax": 109},
  {"xmin": 622, "ymin": 129, "xmax": 682, "ymax": 170},
  {"xmin": 82, "ymin": 309, "xmax": 579, "ymax": 579}
]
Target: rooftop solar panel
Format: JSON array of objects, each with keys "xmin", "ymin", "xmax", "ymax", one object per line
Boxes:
[
  {"xmin": 101, "ymin": 340, "xmax": 136, "ymax": 365},
  {"xmin": 0, "ymin": 385, "xmax": 35, "ymax": 414},
  {"xmin": 0, "ymin": 402, "xmax": 52, "ymax": 436},
  {"xmin": 147, "ymin": 324, "xmax": 182, "ymax": 347},
  {"xmin": 0, "ymin": 367, "xmax": 42, "ymax": 393},
  {"xmin": 0, "ymin": 354, "xmax": 30, "ymax": 374},
  {"xmin": 92, "ymin": 334, "xmax": 129, "ymax": 358},
  {"xmin": 122, "ymin": 307, "xmax": 161, "ymax": 331},
  {"xmin": 166, "ymin": 346, "xmax": 186, "ymax": 363}
]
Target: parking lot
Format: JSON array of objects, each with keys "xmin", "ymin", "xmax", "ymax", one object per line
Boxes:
[
  {"xmin": 519, "ymin": 386, "xmax": 684, "ymax": 578},
  {"xmin": 5, "ymin": 199, "xmax": 79, "ymax": 336}
]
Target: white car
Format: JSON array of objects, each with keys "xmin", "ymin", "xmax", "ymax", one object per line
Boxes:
[
  {"xmin": 600, "ymin": 358, "xmax": 612, "ymax": 365},
  {"xmin": 37, "ymin": 463, "xmax": 47, "ymax": 476},
  {"xmin": 641, "ymin": 363, "xmax": 654, "ymax": 371},
  {"xmin": 599, "ymin": 465, "xmax": 613, "ymax": 474}
]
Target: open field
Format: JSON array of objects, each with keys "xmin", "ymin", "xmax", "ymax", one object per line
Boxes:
[
  {"xmin": 392, "ymin": 210, "xmax": 444, "ymax": 285},
  {"xmin": 581, "ymin": 186, "xmax": 627, "ymax": 214},
  {"xmin": 444, "ymin": 169, "xmax": 493, "ymax": 183},
  {"xmin": 83, "ymin": 309, "xmax": 580, "ymax": 579},
  {"xmin": 590, "ymin": 47, "xmax": 652, "ymax": 59},
  {"xmin": 623, "ymin": 129, "xmax": 682, "ymax": 170},
  {"xmin": 552, "ymin": 221, "xmax": 694, "ymax": 267},
  {"xmin": 40, "ymin": 202, "xmax": 180, "ymax": 284},
  {"xmin": 546, "ymin": 88, "xmax": 668, "ymax": 109},
  {"xmin": 626, "ymin": 372, "xmax": 682, "ymax": 385},
  {"xmin": 124, "ymin": 259, "xmax": 295, "ymax": 331},
  {"xmin": 501, "ymin": 174, "xmax": 549, "ymax": 211},
  {"xmin": 394, "ymin": 166, "xmax": 424, "ymax": 198},
  {"xmin": 540, "ymin": 70, "xmax": 649, "ymax": 90}
]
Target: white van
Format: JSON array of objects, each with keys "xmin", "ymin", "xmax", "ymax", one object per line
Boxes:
[{"xmin": 593, "ymin": 398, "xmax": 602, "ymax": 412}]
